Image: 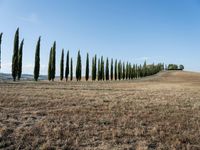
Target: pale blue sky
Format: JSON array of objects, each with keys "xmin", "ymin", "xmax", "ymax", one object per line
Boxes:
[{"xmin": 0, "ymin": 0, "xmax": 200, "ymax": 75}]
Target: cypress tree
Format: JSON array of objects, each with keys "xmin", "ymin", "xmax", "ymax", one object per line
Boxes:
[
  {"xmin": 130, "ymin": 64, "xmax": 133, "ymax": 79},
  {"xmin": 143, "ymin": 60, "xmax": 147, "ymax": 77},
  {"xmin": 126, "ymin": 62, "xmax": 129, "ymax": 80},
  {"xmin": 133, "ymin": 64, "xmax": 136, "ymax": 79},
  {"xmin": 118, "ymin": 61, "xmax": 120, "ymax": 80},
  {"xmin": 60, "ymin": 49, "xmax": 64, "ymax": 81},
  {"xmin": 131, "ymin": 64, "xmax": 134, "ymax": 79},
  {"xmin": 138, "ymin": 65, "xmax": 141, "ymax": 78},
  {"xmin": 100, "ymin": 57, "xmax": 102, "ymax": 80},
  {"xmin": 94, "ymin": 55, "xmax": 97, "ymax": 80},
  {"xmin": 98, "ymin": 58, "xmax": 101, "ymax": 80},
  {"xmin": 91, "ymin": 57, "xmax": 94, "ymax": 80},
  {"xmin": 48, "ymin": 48, "xmax": 52, "ymax": 81},
  {"xmin": 0, "ymin": 33, "xmax": 2, "ymax": 69},
  {"xmin": 101, "ymin": 56, "xmax": 104, "ymax": 80},
  {"xmin": 34, "ymin": 37, "xmax": 41, "ymax": 81},
  {"xmin": 12, "ymin": 28, "xmax": 19, "ymax": 81},
  {"xmin": 114, "ymin": 60, "xmax": 117, "ymax": 80},
  {"xmin": 79, "ymin": 51, "xmax": 82, "ymax": 80},
  {"xmin": 122, "ymin": 62, "xmax": 125, "ymax": 80},
  {"xmin": 76, "ymin": 51, "xmax": 79, "ymax": 81},
  {"xmin": 65, "ymin": 50, "xmax": 69, "ymax": 81},
  {"xmin": 118, "ymin": 61, "xmax": 122, "ymax": 80},
  {"xmin": 129, "ymin": 63, "xmax": 132, "ymax": 79},
  {"xmin": 106, "ymin": 58, "xmax": 109, "ymax": 80},
  {"xmin": 51, "ymin": 42, "xmax": 56, "ymax": 81},
  {"xmin": 129, "ymin": 64, "xmax": 131, "ymax": 79},
  {"xmin": 76, "ymin": 50, "xmax": 82, "ymax": 81},
  {"xmin": 141, "ymin": 63, "xmax": 144, "ymax": 77},
  {"xmin": 139, "ymin": 64, "xmax": 142, "ymax": 78},
  {"xmin": 85, "ymin": 53, "xmax": 89, "ymax": 81},
  {"xmin": 136, "ymin": 64, "xmax": 138, "ymax": 78},
  {"xmin": 18, "ymin": 39, "xmax": 24, "ymax": 80},
  {"xmin": 70, "ymin": 58, "xmax": 73, "ymax": 81},
  {"xmin": 110, "ymin": 58, "xmax": 113, "ymax": 80}
]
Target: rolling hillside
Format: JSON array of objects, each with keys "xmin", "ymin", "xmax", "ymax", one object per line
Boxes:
[{"xmin": 0, "ymin": 71, "xmax": 200, "ymax": 149}]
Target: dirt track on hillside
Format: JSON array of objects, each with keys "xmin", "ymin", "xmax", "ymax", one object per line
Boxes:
[{"xmin": 0, "ymin": 71, "xmax": 200, "ymax": 149}]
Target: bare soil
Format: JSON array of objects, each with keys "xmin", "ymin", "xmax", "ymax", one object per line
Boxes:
[{"xmin": 0, "ymin": 71, "xmax": 200, "ymax": 150}]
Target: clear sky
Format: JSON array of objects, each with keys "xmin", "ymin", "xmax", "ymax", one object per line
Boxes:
[{"xmin": 0, "ymin": 0, "xmax": 200, "ymax": 75}]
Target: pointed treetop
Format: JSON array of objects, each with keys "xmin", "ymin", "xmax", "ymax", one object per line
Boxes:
[
  {"xmin": 38, "ymin": 36, "xmax": 41, "ymax": 42},
  {"xmin": 0, "ymin": 33, "xmax": 2, "ymax": 42},
  {"xmin": 21, "ymin": 39, "xmax": 24, "ymax": 44}
]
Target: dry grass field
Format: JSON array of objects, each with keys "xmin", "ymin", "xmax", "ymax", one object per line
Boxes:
[{"xmin": 0, "ymin": 71, "xmax": 200, "ymax": 150}]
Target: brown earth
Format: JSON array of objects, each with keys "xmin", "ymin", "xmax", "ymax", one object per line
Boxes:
[{"xmin": 0, "ymin": 71, "xmax": 200, "ymax": 150}]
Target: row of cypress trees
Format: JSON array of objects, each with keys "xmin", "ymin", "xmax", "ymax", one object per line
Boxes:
[
  {"xmin": 6, "ymin": 28, "xmax": 164, "ymax": 81},
  {"xmin": 57, "ymin": 49, "xmax": 164, "ymax": 81},
  {"xmin": 11, "ymin": 28, "xmax": 41, "ymax": 81}
]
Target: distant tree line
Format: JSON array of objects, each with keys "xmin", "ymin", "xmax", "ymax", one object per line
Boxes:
[
  {"xmin": 167, "ymin": 64, "xmax": 184, "ymax": 71},
  {"xmin": 2, "ymin": 28, "xmax": 166, "ymax": 81},
  {"xmin": 49, "ymin": 50, "xmax": 164, "ymax": 81}
]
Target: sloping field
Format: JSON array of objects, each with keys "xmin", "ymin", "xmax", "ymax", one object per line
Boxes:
[{"xmin": 0, "ymin": 71, "xmax": 200, "ymax": 149}]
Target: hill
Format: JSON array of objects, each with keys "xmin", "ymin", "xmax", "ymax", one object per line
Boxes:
[{"xmin": 0, "ymin": 71, "xmax": 200, "ymax": 149}]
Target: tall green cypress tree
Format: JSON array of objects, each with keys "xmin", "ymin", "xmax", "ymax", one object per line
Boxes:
[
  {"xmin": 12, "ymin": 28, "xmax": 19, "ymax": 81},
  {"xmin": 0, "ymin": 33, "xmax": 2, "ymax": 69},
  {"xmin": 85, "ymin": 53, "xmax": 89, "ymax": 81},
  {"xmin": 79, "ymin": 51, "xmax": 82, "ymax": 80},
  {"xmin": 122, "ymin": 62, "xmax": 125, "ymax": 80},
  {"xmin": 135, "ymin": 64, "xmax": 137, "ymax": 78},
  {"xmin": 98, "ymin": 58, "xmax": 101, "ymax": 81},
  {"xmin": 18, "ymin": 39, "xmax": 24, "ymax": 80},
  {"xmin": 106, "ymin": 58, "xmax": 109, "ymax": 80},
  {"xmin": 48, "ymin": 48, "xmax": 52, "ymax": 81},
  {"xmin": 118, "ymin": 61, "xmax": 122, "ymax": 80},
  {"xmin": 70, "ymin": 58, "xmax": 73, "ymax": 81},
  {"xmin": 65, "ymin": 50, "xmax": 69, "ymax": 81},
  {"xmin": 139, "ymin": 64, "xmax": 142, "ymax": 78},
  {"xmin": 131, "ymin": 64, "xmax": 134, "ymax": 79},
  {"xmin": 118, "ymin": 61, "xmax": 120, "ymax": 80},
  {"xmin": 34, "ymin": 37, "xmax": 41, "ymax": 81},
  {"xmin": 143, "ymin": 60, "xmax": 147, "ymax": 77},
  {"xmin": 129, "ymin": 63, "xmax": 132, "ymax": 79},
  {"xmin": 141, "ymin": 63, "xmax": 143, "ymax": 77},
  {"xmin": 110, "ymin": 58, "xmax": 113, "ymax": 80},
  {"xmin": 136, "ymin": 64, "xmax": 138, "ymax": 78},
  {"xmin": 60, "ymin": 49, "xmax": 64, "ymax": 81},
  {"xmin": 51, "ymin": 42, "xmax": 56, "ymax": 81},
  {"xmin": 76, "ymin": 50, "xmax": 82, "ymax": 81},
  {"xmin": 133, "ymin": 64, "xmax": 136, "ymax": 79},
  {"xmin": 76, "ymin": 51, "xmax": 79, "ymax": 81},
  {"xmin": 126, "ymin": 62, "xmax": 128, "ymax": 80},
  {"xmin": 92, "ymin": 57, "xmax": 94, "ymax": 81},
  {"xmin": 114, "ymin": 60, "xmax": 117, "ymax": 80},
  {"xmin": 92, "ymin": 57, "xmax": 94, "ymax": 80},
  {"xmin": 130, "ymin": 64, "xmax": 133, "ymax": 79},
  {"xmin": 101, "ymin": 56, "xmax": 104, "ymax": 80},
  {"xmin": 94, "ymin": 55, "xmax": 97, "ymax": 80},
  {"xmin": 92, "ymin": 55, "xmax": 97, "ymax": 81}
]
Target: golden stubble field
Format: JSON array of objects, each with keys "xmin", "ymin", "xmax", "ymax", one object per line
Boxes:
[{"xmin": 0, "ymin": 71, "xmax": 200, "ymax": 150}]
